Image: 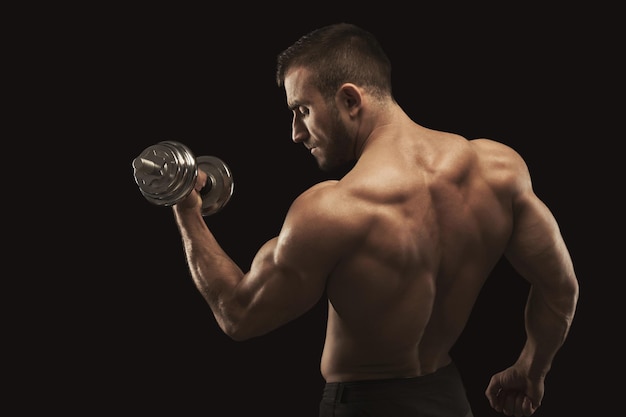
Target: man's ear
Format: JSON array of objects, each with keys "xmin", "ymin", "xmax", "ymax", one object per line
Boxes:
[{"xmin": 336, "ymin": 83, "xmax": 362, "ymax": 116}]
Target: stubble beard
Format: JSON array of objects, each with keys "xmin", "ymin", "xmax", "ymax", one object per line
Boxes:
[{"xmin": 316, "ymin": 109, "xmax": 354, "ymax": 173}]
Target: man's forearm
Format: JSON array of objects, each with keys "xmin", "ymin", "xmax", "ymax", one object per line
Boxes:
[
  {"xmin": 173, "ymin": 207, "xmax": 245, "ymax": 330},
  {"xmin": 519, "ymin": 285, "xmax": 577, "ymax": 377}
]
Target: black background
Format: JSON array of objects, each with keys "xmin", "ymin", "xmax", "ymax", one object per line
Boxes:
[{"xmin": 12, "ymin": 4, "xmax": 621, "ymax": 416}]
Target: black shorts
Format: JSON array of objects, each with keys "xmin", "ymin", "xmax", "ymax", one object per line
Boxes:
[{"xmin": 319, "ymin": 362, "xmax": 473, "ymax": 417}]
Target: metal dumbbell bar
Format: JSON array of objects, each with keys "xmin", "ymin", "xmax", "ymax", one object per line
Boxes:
[{"xmin": 132, "ymin": 141, "xmax": 234, "ymax": 216}]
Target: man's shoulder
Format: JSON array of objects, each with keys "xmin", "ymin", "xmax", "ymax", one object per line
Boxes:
[
  {"xmin": 469, "ymin": 137, "xmax": 518, "ymax": 157},
  {"xmin": 467, "ymin": 138, "xmax": 531, "ymax": 196},
  {"xmin": 288, "ymin": 179, "xmax": 345, "ymax": 214},
  {"xmin": 469, "ymin": 138, "xmax": 527, "ymax": 171},
  {"xmin": 282, "ymin": 179, "xmax": 366, "ymax": 247}
]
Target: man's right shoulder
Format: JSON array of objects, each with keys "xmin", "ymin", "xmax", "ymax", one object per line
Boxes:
[{"xmin": 470, "ymin": 138, "xmax": 532, "ymax": 197}]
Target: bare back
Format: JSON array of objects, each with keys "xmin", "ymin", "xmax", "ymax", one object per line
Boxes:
[{"xmin": 320, "ymin": 125, "xmax": 518, "ymax": 382}]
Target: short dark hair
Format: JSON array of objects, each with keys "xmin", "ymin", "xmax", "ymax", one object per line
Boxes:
[{"xmin": 276, "ymin": 23, "xmax": 393, "ymax": 100}]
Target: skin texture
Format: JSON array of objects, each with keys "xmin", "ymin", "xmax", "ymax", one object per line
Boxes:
[{"xmin": 172, "ymin": 27, "xmax": 578, "ymax": 417}]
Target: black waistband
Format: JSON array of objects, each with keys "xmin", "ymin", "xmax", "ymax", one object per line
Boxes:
[{"xmin": 323, "ymin": 362, "xmax": 460, "ymax": 404}]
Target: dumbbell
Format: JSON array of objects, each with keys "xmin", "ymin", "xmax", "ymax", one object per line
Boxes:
[{"xmin": 132, "ymin": 140, "xmax": 234, "ymax": 216}]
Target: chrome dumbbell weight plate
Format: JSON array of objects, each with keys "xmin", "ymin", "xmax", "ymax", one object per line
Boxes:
[
  {"xmin": 197, "ymin": 155, "xmax": 234, "ymax": 216},
  {"xmin": 132, "ymin": 141, "xmax": 198, "ymax": 207}
]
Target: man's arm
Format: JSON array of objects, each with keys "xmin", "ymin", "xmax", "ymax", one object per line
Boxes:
[
  {"xmin": 172, "ymin": 175, "xmax": 340, "ymax": 340},
  {"xmin": 486, "ymin": 154, "xmax": 579, "ymax": 415},
  {"xmin": 506, "ymin": 192, "xmax": 578, "ymax": 378}
]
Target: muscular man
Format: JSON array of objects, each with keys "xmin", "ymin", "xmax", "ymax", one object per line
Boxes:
[{"xmin": 172, "ymin": 23, "xmax": 579, "ymax": 417}]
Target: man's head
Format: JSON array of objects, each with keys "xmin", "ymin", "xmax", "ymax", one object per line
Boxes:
[
  {"xmin": 276, "ymin": 23, "xmax": 393, "ymax": 172},
  {"xmin": 276, "ymin": 23, "xmax": 392, "ymax": 101}
]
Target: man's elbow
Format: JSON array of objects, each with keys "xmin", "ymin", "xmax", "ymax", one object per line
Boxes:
[
  {"xmin": 552, "ymin": 273, "xmax": 579, "ymax": 327},
  {"xmin": 217, "ymin": 313, "xmax": 266, "ymax": 342},
  {"xmin": 566, "ymin": 275, "xmax": 580, "ymax": 322},
  {"xmin": 222, "ymin": 324, "xmax": 256, "ymax": 342}
]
